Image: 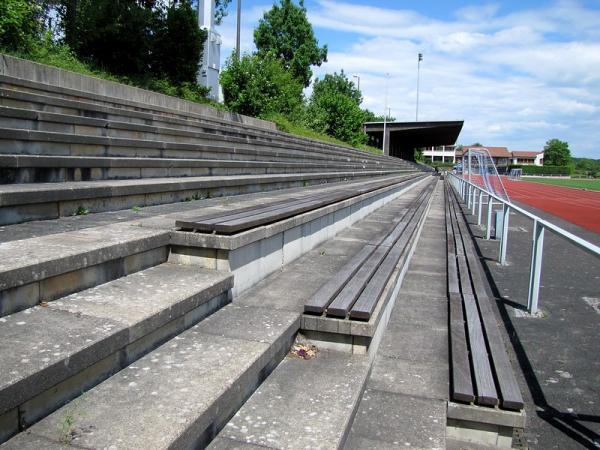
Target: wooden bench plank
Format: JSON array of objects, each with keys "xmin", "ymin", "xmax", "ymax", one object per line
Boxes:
[
  {"xmin": 450, "ymin": 191, "xmax": 498, "ymax": 406},
  {"xmin": 456, "ymin": 214, "xmax": 525, "ymax": 410},
  {"xmin": 304, "ymin": 244, "xmax": 376, "ymax": 314},
  {"xmin": 326, "ymin": 245, "xmax": 389, "ymax": 318},
  {"xmin": 461, "ymin": 292, "xmax": 499, "ymax": 406},
  {"xmin": 176, "ymin": 175, "xmax": 421, "ymax": 234},
  {"xmin": 449, "ymin": 292, "xmax": 476, "ymax": 403},
  {"xmin": 349, "ymin": 216, "xmax": 418, "ymax": 320}
]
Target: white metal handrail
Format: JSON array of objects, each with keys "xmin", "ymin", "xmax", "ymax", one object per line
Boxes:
[{"xmin": 447, "ymin": 173, "xmax": 600, "ymax": 315}]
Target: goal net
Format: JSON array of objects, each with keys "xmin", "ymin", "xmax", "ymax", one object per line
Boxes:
[
  {"xmin": 463, "ymin": 148, "xmax": 511, "ymax": 202},
  {"xmin": 508, "ymin": 168, "xmax": 523, "ymax": 180}
]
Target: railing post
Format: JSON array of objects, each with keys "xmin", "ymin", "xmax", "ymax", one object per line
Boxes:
[
  {"xmin": 527, "ymin": 220, "xmax": 545, "ymax": 314},
  {"xmin": 467, "ymin": 185, "xmax": 472, "ymax": 208},
  {"xmin": 486, "ymin": 195, "xmax": 493, "ymax": 240},
  {"xmin": 499, "ymin": 203, "xmax": 510, "ymax": 265},
  {"xmin": 477, "ymin": 191, "xmax": 484, "ymax": 226},
  {"xmin": 471, "ymin": 187, "xmax": 477, "ymax": 215}
]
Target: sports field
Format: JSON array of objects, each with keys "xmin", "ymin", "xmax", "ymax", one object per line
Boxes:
[
  {"xmin": 503, "ymin": 178, "xmax": 600, "ymax": 234},
  {"xmin": 524, "ymin": 177, "xmax": 600, "ymax": 192}
]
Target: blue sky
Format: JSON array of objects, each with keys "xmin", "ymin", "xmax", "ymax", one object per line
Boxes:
[{"xmin": 215, "ymin": 0, "xmax": 600, "ymax": 157}]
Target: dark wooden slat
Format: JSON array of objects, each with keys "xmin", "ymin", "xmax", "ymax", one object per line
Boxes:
[
  {"xmin": 176, "ymin": 175, "xmax": 421, "ymax": 234},
  {"xmin": 456, "ymin": 214, "xmax": 525, "ymax": 410},
  {"xmin": 349, "ymin": 184, "xmax": 434, "ymax": 320},
  {"xmin": 304, "ymin": 244, "xmax": 376, "ymax": 314},
  {"xmin": 450, "ymin": 190, "xmax": 497, "ymax": 405},
  {"xmin": 349, "ymin": 213, "xmax": 418, "ymax": 320},
  {"xmin": 449, "ymin": 292, "xmax": 476, "ymax": 403},
  {"xmin": 214, "ymin": 196, "xmax": 329, "ymax": 233},
  {"xmin": 461, "ymin": 291, "xmax": 499, "ymax": 406},
  {"xmin": 326, "ymin": 245, "xmax": 389, "ymax": 318}
]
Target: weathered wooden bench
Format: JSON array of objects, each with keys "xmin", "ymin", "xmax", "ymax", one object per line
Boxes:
[
  {"xmin": 445, "ymin": 181, "xmax": 524, "ymax": 411},
  {"xmin": 303, "ymin": 181, "xmax": 435, "ymax": 321},
  {"xmin": 175, "ymin": 174, "xmax": 422, "ymax": 235}
]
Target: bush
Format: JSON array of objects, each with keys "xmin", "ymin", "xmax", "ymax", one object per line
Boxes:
[
  {"xmin": 220, "ymin": 53, "xmax": 304, "ymax": 119},
  {"xmin": 306, "ymin": 72, "xmax": 367, "ymax": 146},
  {"xmin": 521, "ymin": 165, "xmax": 572, "ymax": 176},
  {"xmin": 0, "ymin": 0, "xmax": 41, "ymax": 52}
]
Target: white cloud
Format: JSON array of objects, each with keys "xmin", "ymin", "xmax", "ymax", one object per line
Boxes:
[{"xmin": 308, "ymin": 0, "xmax": 600, "ymax": 157}]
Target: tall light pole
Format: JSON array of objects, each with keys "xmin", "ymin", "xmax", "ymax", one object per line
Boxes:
[
  {"xmin": 353, "ymin": 74, "xmax": 360, "ymax": 92},
  {"xmin": 236, "ymin": 0, "xmax": 242, "ymax": 60},
  {"xmin": 416, "ymin": 52, "xmax": 422, "ymax": 121},
  {"xmin": 382, "ymin": 73, "xmax": 389, "ymax": 155}
]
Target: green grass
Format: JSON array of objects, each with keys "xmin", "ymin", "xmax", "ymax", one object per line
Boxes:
[
  {"xmin": 264, "ymin": 113, "xmax": 383, "ymax": 155},
  {"xmin": 525, "ymin": 177, "xmax": 600, "ymax": 191}
]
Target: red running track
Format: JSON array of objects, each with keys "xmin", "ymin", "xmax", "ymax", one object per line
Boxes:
[{"xmin": 502, "ymin": 179, "xmax": 600, "ymax": 234}]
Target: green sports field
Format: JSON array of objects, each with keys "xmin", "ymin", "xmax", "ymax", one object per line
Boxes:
[{"xmin": 524, "ymin": 177, "xmax": 600, "ymax": 192}]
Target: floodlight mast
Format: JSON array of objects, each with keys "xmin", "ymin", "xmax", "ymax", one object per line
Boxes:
[
  {"xmin": 382, "ymin": 73, "xmax": 389, "ymax": 155},
  {"xmin": 236, "ymin": 0, "xmax": 241, "ymax": 60},
  {"xmin": 416, "ymin": 53, "xmax": 422, "ymax": 121}
]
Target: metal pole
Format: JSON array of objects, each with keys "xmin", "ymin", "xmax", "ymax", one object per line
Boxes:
[
  {"xmin": 236, "ymin": 0, "xmax": 242, "ymax": 60},
  {"xmin": 471, "ymin": 187, "xmax": 477, "ymax": 215},
  {"xmin": 416, "ymin": 53, "xmax": 422, "ymax": 121},
  {"xmin": 499, "ymin": 203, "xmax": 510, "ymax": 265},
  {"xmin": 486, "ymin": 195, "xmax": 493, "ymax": 240},
  {"xmin": 468, "ymin": 149, "xmax": 472, "ymax": 185},
  {"xmin": 353, "ymin": 75, "xmax": 360, "ymax": 92},
  {"xmin": 477, "ymin": 191, "xmax": 483, "ymax": 226},
  {"xmin": 527, "ymin": 221, "xmax": 545, "ymax": 314},
  {"xmin": 382, "ymin": 73, "xmax": 389, "ymax": 155}
]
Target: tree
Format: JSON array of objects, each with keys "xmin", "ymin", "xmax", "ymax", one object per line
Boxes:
[
  {"xmin": 306, "ymin": 71, "xmax": 366, "ymax": 145},
  {"xmin": 220, "ymin": 53, "xmax": 303, "ymax": 118},
  {"xmin": 0, "ymin": 0, "xmax": 42, "ymax": 52},
  {"xmin": 544, "ymin": 138, "xmax": 571, "ymax": 166},
  {"xmin": 152, "ymin": 0, "xmax": 206, "ymax": 85},
  {"xmin": 362, "ymin": 109, "xmax": 395, "ymax": 123},
  {"xmin": 254, "ymin": 0, "xmax": 327, "ymax": 87},
  {"xmin": 214, "ymin": 0, "xmax": 232, "ymax": 25},
  {"xmin": 70, "ymin": 0, "xmax": 154, "ymax": 76}
]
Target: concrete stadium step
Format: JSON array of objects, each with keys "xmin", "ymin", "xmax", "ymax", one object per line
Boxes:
[
  {"xmin": 0, "ymin": 175, "xmax": 423, "ymax": 318},
  {"xmin": 0, "ymin": 179, "xmax": 428, "ymax": 449},
  {"xmin": 0, "ymin": 262, "xmax": 233, "ymax": 443},
  {"xmin": 0, "ymin": 171, "xmax": 408, "ymax": 225},
  {"xmin": 0, "ymin": 76, "xmax": 400, "ymax": 166},
  {"xmin": 0, "ymin": 222, "xmax": 170, "ymax": 316},
  {"xmin": 0, "ymin": 104, "xmax": 405, "ymax": 169},
  {"xmin": 0, "ymin": 154, "xmax": 413, "ymax": 184},
  {"xmin": 0, "ymin": 126, "xmax": 405, "ymax": 171},
  {"xmin": 1, "ymin": 302, "xmax": 299, "ymax": 449},
  {"xmin": 211, "ymin": 349, "xmax": 370, "ymax": 450}
]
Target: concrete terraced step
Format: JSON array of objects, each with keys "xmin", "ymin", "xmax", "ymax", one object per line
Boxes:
[
  {"xmin": 0, "ymin": 262, "xmax": 233, "ymax": 443},
  {"xmin": 0, "ymin": 171, "xmax": 408, "ymax": 225},
  {"xmin": 0, "ymin": 181, "xmax": 428, "ymax": 449},
  {"xmin": 1, "ymin": 303, "xmax": 300, "ymax": 449},
  {"xmin": 0, "ymin": 77, "xmax": 398, "ymax": 166},
  {"xmin": 211, "ymin": 349, "xmax": 371, "ymax": 450},
  {"xmin": 0, "ymin": 154, "xmax": 413, "ymax": 184},
  {"xmin": 0, "ymin": 127, "xmax": 404, "ymax": 170},
  {"xmin": 0, "ymin": 105, "xmax": 406, "ymax": 169}
]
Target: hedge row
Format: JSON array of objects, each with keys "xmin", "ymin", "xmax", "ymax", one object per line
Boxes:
[{"xmin": 508, "ymin": 165, "xmax": 572, "ymax": 175}]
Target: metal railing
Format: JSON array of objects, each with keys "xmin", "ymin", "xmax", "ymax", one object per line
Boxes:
[{"xmin": 447, "ymin": 173, "xmax": 600, "ymax": 315}]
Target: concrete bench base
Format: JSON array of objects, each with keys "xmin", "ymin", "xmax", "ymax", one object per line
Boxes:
[{"xmin": 447, "ymin": 402, "xmax": 525, "ymax": 449}]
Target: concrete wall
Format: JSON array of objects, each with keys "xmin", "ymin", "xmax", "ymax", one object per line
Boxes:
[{"xmin": 0, "ymin": 54, "xmax": 277, "ymax": 131}]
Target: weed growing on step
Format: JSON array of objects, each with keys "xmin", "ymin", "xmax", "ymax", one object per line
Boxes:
[
  {"xmin": 132, "ymin": 206, "xmax": 142, "ymax": 212},
  {"xmin": 74, "ymin": 206, "xmax": 89, "ymax": 216}
]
